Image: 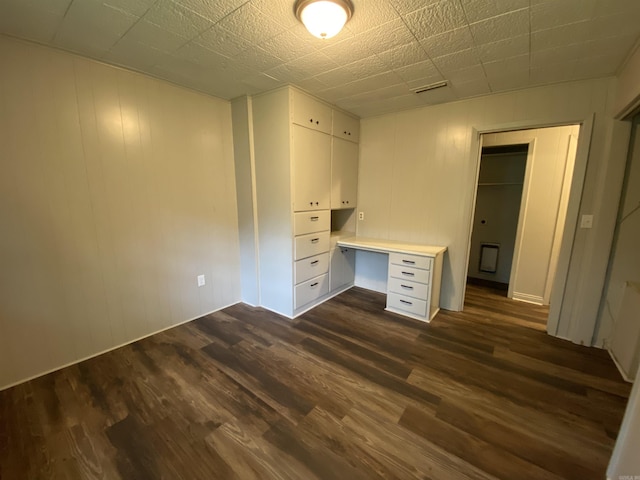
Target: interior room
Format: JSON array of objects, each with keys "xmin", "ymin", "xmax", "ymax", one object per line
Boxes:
[{"xmin": 1, "ymin": 0, "xmax": 640, "ymax": 478}]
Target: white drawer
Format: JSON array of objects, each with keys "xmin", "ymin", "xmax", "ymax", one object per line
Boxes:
[
  {"xmin": 294, "ymin": 210, "xmax": 330, "ymax": 236},
  {"xmin": 388, "ymin": 276, "xmax": 429, "ymax": 301},
  {"xmin": 295, "ymin": 252, "xmax": 329, "ymax": 285},
  {"xmin": 389, "ymin": 263, "xmax": 431, "ymax": 285},
  {"xmin": 389, "ymin": 252, "xmax": 432, "ymax": 270},
  {"xmin": 295, "ymin": 231, "xmax": 330, "ymax": 260},
  {"xmin": 387, "ymin": 292, "xmax": 428, "ymax": 318},
  {"xmin": 295, "ymin": 273, "xmax": 329, "ymax": 308}
]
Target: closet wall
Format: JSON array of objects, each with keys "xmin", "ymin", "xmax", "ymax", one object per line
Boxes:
[{"xmin": 0, "ymin": 37, "xmax": 241, "ymax": 389}]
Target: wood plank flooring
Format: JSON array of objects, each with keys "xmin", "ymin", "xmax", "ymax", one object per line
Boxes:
[{"xmin": 0, "ymin": 285, "xmax": 631, "ymax": 479}]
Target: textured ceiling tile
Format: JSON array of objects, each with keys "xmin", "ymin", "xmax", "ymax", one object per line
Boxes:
[
  {"xmin": 355, "ymin": 20, "xmax": 416, "ymax": 55},
  {"xmin": 193, "ymin": 24, "xmax": 251, "ymax": 56},
  {"xmin": 252, "ymin": 0, "xmax": 298, "ymax": 28},
  {"xmin": 573, "ymin": 53, "xmax": 624, "ymax": 78},
  {"xmin": 142, "ymin": 0, "xmax": 213, "ymax": 39},
  {"xmin": 376, "ymin": 42, "xmax": 430, "ymax": 70},
  {"xmin": 104, "ymin": 0, "xmax": 157, "ymax": 17},
  {"xmin": 530, "ymin": 0, "xmax": 597, "ymax": 32},
  {"xmin": 295, "ymin": 77, "xmax": 331, "ymax": 93},
  {"xmin": 529, "ymin": 64, "xmax": 575, "ymax": 86},
  {"xmin": 483, "ymin": 54, "xmax": 529, "ymax": 78},
  {"xmin": 584, "ymin": 34, "xmax": 638, "ymax": 59},
  {"xmin": 594, "ymin": 0, "xmax": 640, "ymax": 16},
  {"xmin": 531, "ymin": 44, "xmax": 587, "ymax": 69},
  {"xmin": 321, "ymin": 33, "xmax": 377, "ymax": 65},
  {"xmin": 121, "ymin": 20, "xmax": 189, "ymax": 53},
  {"xmin": 54, "ymin": 0, "xmax": 139, "ymax": 52},
  {"xmin": 445, "ymin": 64, "xmax": 486, "ymax": 84},
  {"xmin": 332, "ymin": 71, "xmax": 407, "ymax": 99},
  {"xmin": 104, "ymin": 40, "xmax": 168, "ymax": 69},
  {"xmin": 395, "ymin": 58, "xmax": 441, "ymax": 82},
  {"xmin": 404, "ymin": 0, "xmax": 468, "ymax": 40},
  {"xmin": 10, "ymin": 0, "xmax": 72, "ymax": 15},
  {"xmin": 259, "ymin": 29, "xmax": 315, "ymax": 63},
  {"xmin": 476, "ymin": 35, "xmax": 528, "ymax": 63},
  {"xmin": 344, "ymin": 0, "xmax": 402, "ymax": 33},
  {"xmin": 420, "ymin": 27, "xmax": 475, "ymax": 59},
  {"xmin": 449, "ymin": 77, "xmax": 491, "ymax": 97},
  {"xmin": 181, "ymin": 0, "xmax": 250, "ymax": 24},
  {"xmin": 432, "ymin": 48, "xmax": 481, "ymax": 74},
  {"xmin": 389, "ymin": 0, "xmax": 441, "ymax": 17},
  {"xmin": 265, "ymin": 62, "xmax": 311, "ymax": 82},
  {"xmin": 216, "ymin": 3, "xmax": 286, "ymax": 44},
  {"xmin": 234, "ymin": 45, "xmax": 284, "ymax": 71},
  {"xmin": 0, "ymin": 3, "xmax": 64, "ymax": 43},
  {"xmin": 240, "ymin": 72, "xmax": 283, "ymax": 91},
  {"xmin": 469, "ymin": 8, "xmax": 529, "ymax": 45},
  {"xmin": 589, "ymin": 12, "xmax": 640, "ymax": 38},
  {"xmin": 488, "ymin": 70, "xmax": 530, "ymax": 91},
  {"xmin": 460, "ymin": 0, "xmax": 529, "ymax": 24},
  {"xmin": 530, "ymin": 22, "xmax": 590, "ymax": 51},
  {"xmin": 313, "ymin": 66, "xmax": 363, "ymax": 86},
  {"xmin": 172, "ymin": 42, "xmax": 230, "ymax": 67},
  {"xmin": 344, "ymin": 83, "xmax": 412, "ymax": 104},
  {"xmin": 341, "ymin": 54, "xmax": 389, "ymax": 80}
]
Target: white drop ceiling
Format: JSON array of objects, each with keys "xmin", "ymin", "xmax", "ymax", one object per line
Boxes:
[{"xmin": 1, "ymin": 0, "xmax": 639, "ymax": 117}]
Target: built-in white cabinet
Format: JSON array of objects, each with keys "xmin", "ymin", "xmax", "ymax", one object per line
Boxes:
[
  {"xmin": 293, "ymin": 124, "xmax": 331, "ymax": 212},
  {"xmin": 332, "ymin": 109, "xmax": 360, "ymax": 142},
  {"xmin": 248, "ymin": 86, "xmax": 359, "ymax": 318},
  {"xmin": 293, "ymin": 89, "xmax": 332, "ymax": 134},
  {"xmin": 331, "ymin": 137, "xmax": 358, "ymax": 209},
  {"xmin": 330, "ymin": 246, "xmax": 356, "ymax": 291}
]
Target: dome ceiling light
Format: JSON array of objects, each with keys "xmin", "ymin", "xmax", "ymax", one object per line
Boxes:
[{"xmin": 294, "ymin": 0, "xmax": 354, "ymax": 40}]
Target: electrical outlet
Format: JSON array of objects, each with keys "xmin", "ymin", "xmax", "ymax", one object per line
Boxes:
[
  {"xmin": 197, "ymin": 274, "xmax": 206, "ymax": 287},
  {"xmin": 358, "ymin": 211, "xmax": 364, "ymax": 221},
  {"xmin": 580, "ymin": 214, "xmax": 593, "ymax": 229}
]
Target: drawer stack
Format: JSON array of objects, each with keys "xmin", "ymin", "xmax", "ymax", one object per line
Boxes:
[
  {"xmin": 386, "ymin": 252, "xmax": 433, "ymax": 322},
  {"xmin": 293, "ymin": 211, "xmax": 330, "ymax": 309}
]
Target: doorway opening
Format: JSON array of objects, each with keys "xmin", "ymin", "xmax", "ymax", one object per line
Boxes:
[{"xmin": 465, "ymin": 125, "xmax": 580, "ymax": 327}]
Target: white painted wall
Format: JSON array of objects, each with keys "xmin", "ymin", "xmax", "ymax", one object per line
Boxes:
[
  {"xmin": 0, "ymin": 37, "xmax": 241, "ymax": 390},
  {"xmin": 482, "ymin": 126, "xmax": 579, "ymax": 305},
  {"xmin": 356, "ymin": 77, "xmax": 628, "ymax": 345}
]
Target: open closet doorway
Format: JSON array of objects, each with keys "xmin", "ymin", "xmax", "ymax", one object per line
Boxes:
[{"xmin": 466, "ymin": 125, "xmax": 580, "ymax": 326}]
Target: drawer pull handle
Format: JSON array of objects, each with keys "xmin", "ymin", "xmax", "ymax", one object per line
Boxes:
[
  {"xmin": 310, "ymin": 216, "xmax": 319, "ymax": 221},
  {"xmin": 401, "ymin": 271, "xmax": 415, "ymax": 276},
  {"xmin": 311, "ymin": 238, "xmax": 319, "ymax": 243},
  {"xmin": 402, "ymin": 259, "xmax": 416, "ymax": 265},
  {"xmin": 310, "ymin": 282, "xmax": 319, "ymax": 287},
  {"xmin": 310, "ymin": 260, "xmax": 319, "ymax": 265},
  {"xmin": 400, "ymin": 299, "xmax": 413, "ymax": 305},
  {"xmin": 401, "ymin": 284, "xmax": 414, "ymax": 290}
]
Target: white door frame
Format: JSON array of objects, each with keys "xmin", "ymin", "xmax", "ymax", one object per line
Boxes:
[{"xmin": 460, "ymin": 116, "xmax": 595, "ymax": 340}]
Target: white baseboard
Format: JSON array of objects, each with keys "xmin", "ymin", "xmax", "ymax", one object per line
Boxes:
[{"xmin": 512, "ymin": 292, "xmax": 545, "ymax": 305}]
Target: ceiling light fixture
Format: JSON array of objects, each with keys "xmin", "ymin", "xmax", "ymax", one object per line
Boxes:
[{"xmin": 294, "ymin": 0, "xmax": 354, "ymax": 40}]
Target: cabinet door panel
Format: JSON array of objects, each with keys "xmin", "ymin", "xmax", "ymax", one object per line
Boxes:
[
  {"xmin": 292, "ymin": 90, "xmax": 331, "ymax": 134},
  {"xmin": 332, "ymin": 110, "xmax": 359, "ymax": 142},
  {"xmin": 331, "ymin": 137, "xmax": 359, "ymax": 209},
  {"xmin": 330, "ymin": 246, "xmax": 355, "ymax": 291},
  {"xmin": 293, "ymin": 125, "xmax": 331, "ymax": 212}
]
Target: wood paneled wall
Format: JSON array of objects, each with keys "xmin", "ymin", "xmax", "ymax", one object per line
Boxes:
[
  {"xmin": 0, "ymin": 36, "xmax": 241, "ymax": 389},
  {"xmin": 356, "ymin": 77, "xmax": 628, "ymax": 345}
]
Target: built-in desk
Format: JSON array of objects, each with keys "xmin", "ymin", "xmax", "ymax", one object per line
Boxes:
[{"xmin": 337, "ymin": 236, "xmax": 447, "ymax": 322}]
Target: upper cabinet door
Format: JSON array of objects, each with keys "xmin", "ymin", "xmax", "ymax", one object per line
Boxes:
[
  {"xmin": 331, "ymin": 137, "xmax": 359, "ymax": 209},
  {"xmin": 293, "ymin": 124, "xmax": 331, "ymax": 212},
  {"xmin": 332, "ymin": 110, "xmax": 359, "ymax": 143},
  {"xmin": 292, "ymin": 90, "xmax": 332, "ymax": 135}
]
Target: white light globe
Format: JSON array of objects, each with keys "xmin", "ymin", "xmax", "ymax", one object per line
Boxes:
[{"xmin": 300, "ymin": 1, "xmax": 349, "ymax": 39}]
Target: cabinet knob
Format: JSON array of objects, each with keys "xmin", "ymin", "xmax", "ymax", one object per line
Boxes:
[
  {"xmin": 315, "ymin": 201, "xmax": 319, "ymax": 205},
  {"xmin": 346, "ymin": 200, "xmax": 349, "ymax": 204},
  {"xmin": 316, "ymin": 120, "xmax": 319, "ymax": 125},
  {"xmin": 348, "ymin": 132, "xmax": 351, "ymax": 136},
  {"xmin": 343, "ymin": 131, "xmax": 347, "ymax": 134},
  {"xmin": 309, "ymin": 118, "xmax": 313, "ymax": 123},
  {"xmin": 309, "ymin": 202, "xmax": 313, "ymax": 206}
]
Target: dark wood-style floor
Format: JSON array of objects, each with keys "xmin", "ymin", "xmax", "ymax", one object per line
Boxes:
[{"xmin": 0, "ymin": 285, "xmax": 631, "ymax": 480}]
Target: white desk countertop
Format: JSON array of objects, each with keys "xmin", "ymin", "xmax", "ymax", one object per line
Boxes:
[{"xmin": 337, "ymin": 236, "xmax": 447, "ymax": 257}]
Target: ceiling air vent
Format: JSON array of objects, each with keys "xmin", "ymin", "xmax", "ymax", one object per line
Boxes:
[{"xmin": 411, "ymin": 81, "xmax": 448, "ymax": 94}]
